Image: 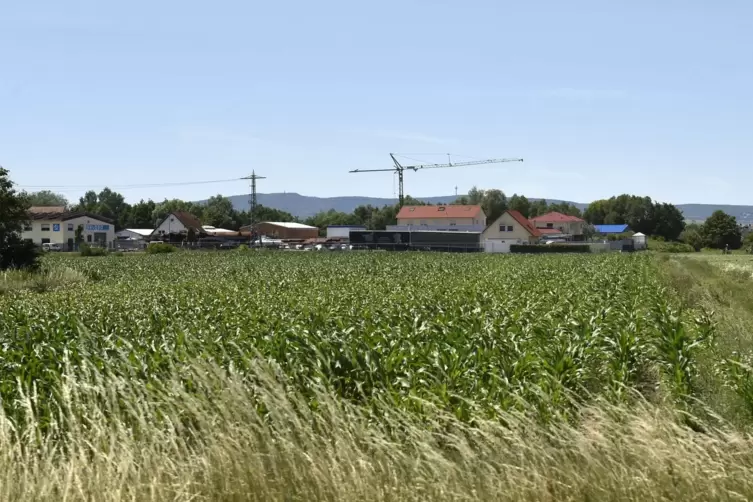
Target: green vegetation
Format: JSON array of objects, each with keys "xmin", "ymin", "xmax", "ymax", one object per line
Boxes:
[
  {"xmin": 584, "ymin": 194, "xmax": 686, "ymax": 241},
  {"xmin": 79, "ymin": 243, "xmax": 109, "ymax": 257},
  {"xmin": 0, "ymin": 168, "xmax": 40, "ymax": 271},
  {"xmin": 510, "ymin": 243, "xmax": 591, "ymax": 253},
  {"xmin": 1, "ymin": 251, "xmax": 753, "ymax": 500},
  {"xmin": 145, "ymin": 242, "xmax": 177, "ymax": 254}
]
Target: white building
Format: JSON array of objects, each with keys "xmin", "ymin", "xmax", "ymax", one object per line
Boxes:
[
  {"xmin": 327, "ymin": 225, "xmax": 366, "ymax": 239},
  {"xmin": 23, "ymin": 207, "xmax": 116, "ymax": 250},
  {"xmin": 152, "ymin": 211, "xmax": 203, "ymax": 239}
]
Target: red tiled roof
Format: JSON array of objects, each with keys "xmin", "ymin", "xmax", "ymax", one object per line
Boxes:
[
  {"xmin": 397, "ymin": 205, "xmax": 484, "ymax": 220},
  {"xmin": 530, "ymin": 211, "xmax": 584, "ymax": 223},
  {"xmin": 506, "ymin": 210, "xmax": 541, "ymax": 237}
]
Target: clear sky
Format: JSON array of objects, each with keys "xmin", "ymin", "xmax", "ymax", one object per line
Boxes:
[{"xmin": 2, "ymin": 0, "xmax": 752, "ymax": 205}]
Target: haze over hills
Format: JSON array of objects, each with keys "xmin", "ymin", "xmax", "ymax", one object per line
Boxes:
[{"xmin": 211, "ymin": 193, "xmax": 753, "ymax": 223}]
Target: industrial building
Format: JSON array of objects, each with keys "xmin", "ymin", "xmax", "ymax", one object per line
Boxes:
[
  {"xmin": 244, "ymin": 221, "xmax": 319, "ymax": 240},
  {"xmin": 23, "ymin": 207, "xmax": 116, "ymax": 250},
  {"xmin": 349, "ymin": 229, "xmax": 482, "ymax": 252}
]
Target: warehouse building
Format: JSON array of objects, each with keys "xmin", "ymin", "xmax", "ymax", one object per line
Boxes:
[{"xmin": 244, "ymin": 221, "xmax": 319, "ymax": 240}]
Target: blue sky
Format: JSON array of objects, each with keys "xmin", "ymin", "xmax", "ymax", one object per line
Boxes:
[{"xmin": 2, "ymin": 0, "xmax": 752, "ymax": 205}]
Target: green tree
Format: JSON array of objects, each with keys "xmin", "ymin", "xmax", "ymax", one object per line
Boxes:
[
  {"xmin": 152, "ymin": 199, "xmax": 204, "ymax": 226},
  {"xmin": 0, "ymin": 168, "xmax": 40, "ymax": 270},
  {"xmin": 75, "ymin": 225, "xmax": 84, "ymax": 248},
  {"xmin": 680, "ymin": 228, "xmax": 704, "ymax": 251},
  {"xmin": 743, "ymin": 232, "xmax": 753, "ymax": 252},
  {"xmin": 508, "ymin": 194, "xmax": 531, "ymax": 218},
  {"xmin": 126, "ymin": 200, "xmax": 157, "ymax": 228},
  {"xmin": 73, "ymin": 188, "xmax": 130, "ymax": 229},
  {"xmin": 701, "ymin": 211, "xmax": 742, "ymax": 250},
  {"xmin": 202, "ymin": 195, "xmax": 237, "ymax": 229},
  {"xmin": 547, "ymin": 202, "xmax": 582, "ymax": 218},
  {"xmin": 529, "ymin": 199, "xmax": 549, "ymax": 218},
  {"xmin": 24, "ymin": 190, "xmax": 69, "ymax": 207}
]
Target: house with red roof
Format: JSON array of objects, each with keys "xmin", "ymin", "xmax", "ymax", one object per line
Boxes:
[
  {"xmin": 529, "ymin": 211, "xmax": 586, "ymax": 240},
  {"xmin": 390, "ymin": 205, "xmax": 487, "ymax": 232},
  {"xmin": 481, "ymin": 210, "xmax": 541, "ymax": 252}
]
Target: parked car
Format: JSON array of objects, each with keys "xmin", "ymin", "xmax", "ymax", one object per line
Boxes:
[{"xmin": 42, "ymin": 243, "xmax": 63, "ymax": 252}]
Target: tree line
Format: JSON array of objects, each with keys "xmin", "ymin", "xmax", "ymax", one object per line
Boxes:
[{"xmin": 22, "ymin": 186, "xmax": 749, "ymax": 250}]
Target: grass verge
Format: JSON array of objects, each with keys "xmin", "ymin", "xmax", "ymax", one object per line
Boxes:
[
  {"xmin": 2, "ymin": 359, "xmax": 753, "ymax": 501},
  {"xmin": 659, "ymin": 254, "xmax": 753, "ymax": 425}
]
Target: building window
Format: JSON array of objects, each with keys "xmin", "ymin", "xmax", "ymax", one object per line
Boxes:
[
  {"xmin": 41, "ymin": 238, "xmax": 50, "ymax": 244},
  {"xmin": 23, "ymin": 223, "xmax": 32, "ymax": 231},
  {"xmin": 507, "ymin": 226, "xmax": 514, "ymax": 232},
  {"xmin": 41, "ymin": 224, "xmax": 51, "ymax": 232},
  {"xmin": 86, "ymin": 235, "xmax": 92, "ymax": 243},
  {"xmin": 547, "ymin": 223, "xmax": 554, "ymax": 228},
  {"xmin": 499, "ymin": 224, "xmax": 506, "ymax": 232},
  {"xmin": 68, "ymin": 223, "xmax": 74, "ymax": 231}
]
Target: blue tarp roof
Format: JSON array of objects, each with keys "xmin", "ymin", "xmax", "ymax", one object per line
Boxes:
[{"xmin": 594, "ymin": 224, "xmax": 629, "ymax": 234}]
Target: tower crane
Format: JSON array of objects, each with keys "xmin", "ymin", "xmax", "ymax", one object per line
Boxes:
[{"xmin": 350, "ymin": 154, "xmax": 523, "ymax": 207}]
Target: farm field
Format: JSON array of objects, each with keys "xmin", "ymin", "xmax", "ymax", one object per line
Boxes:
[{"xmin": 0, "ymin": 251, "xmax": 752, "ymax": 501}]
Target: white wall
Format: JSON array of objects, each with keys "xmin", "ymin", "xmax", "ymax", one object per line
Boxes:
[
  {"xmin": 153, "ymin": 214, "xmax": 188, "ymax": 236},
  {"xmin": 22, "ymin": 216, "xmax": 115, "ymax": 247},
  {"xmin": 327, "ymin": 227, "xmax": 364, "ymax": 239}
]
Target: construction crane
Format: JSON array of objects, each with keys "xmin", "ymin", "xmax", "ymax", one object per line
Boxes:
[{"xmin": 350, "ymin": 154, "xmax": 523, "ymax": 207}]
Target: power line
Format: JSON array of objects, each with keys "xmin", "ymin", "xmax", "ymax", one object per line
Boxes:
[{"xmin": 17, "ymin": 177, "xmax": 244, "ymax": 191}]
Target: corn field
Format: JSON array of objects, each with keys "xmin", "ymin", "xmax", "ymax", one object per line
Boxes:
[{"xmin": 0, "ymin": 253, "xmax": 713, "ymax": 427}]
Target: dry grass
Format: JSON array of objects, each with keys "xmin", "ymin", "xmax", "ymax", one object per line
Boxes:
[
  {"xmin": 0, "ymin": 267, "xmax": 88, "ymax": 294},
  {"xmin": 0, "ymin": 360, "xmax": 752, "ymax": 502}
]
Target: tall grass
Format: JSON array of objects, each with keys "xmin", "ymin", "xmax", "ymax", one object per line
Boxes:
[{"xmin": 1, "ymin": 359, "xmax": 753, "ymax": 502}]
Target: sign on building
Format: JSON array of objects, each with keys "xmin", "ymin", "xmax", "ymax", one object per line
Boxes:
[
  {"xmin": 53, "ymin": 224, "xmax": 60, "ymax": 232},
  {"xmin": 85, "ymin": 224, "xmax": 110, "ymax": 231}
]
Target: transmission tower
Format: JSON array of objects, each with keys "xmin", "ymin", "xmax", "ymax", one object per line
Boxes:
[{"xmin": 241, "ymin": 172, "xmax": 266, "ymax": 243}]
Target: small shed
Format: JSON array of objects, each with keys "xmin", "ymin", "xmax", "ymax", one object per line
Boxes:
[{"xmin": 632, "ymin": 232, "xmax": 647, "ymax": 250}]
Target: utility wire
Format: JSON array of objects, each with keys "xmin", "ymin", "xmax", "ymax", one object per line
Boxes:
[{"xmin": 17, "ymin": 177, "xmax": 245, "ymax": 191}]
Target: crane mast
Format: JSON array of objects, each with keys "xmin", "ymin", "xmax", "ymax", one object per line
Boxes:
[{"xmin": 350, "ymin": 154, "xmax": 523, "ymax": 207}]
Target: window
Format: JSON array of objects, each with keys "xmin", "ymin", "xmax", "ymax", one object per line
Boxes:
[
  {"xmin": 507, "ymin": 226, "xmax": 514, "ymax": 232},
  {"xmin": 499, "ymin": 224, "xmax": 507, "ymax": 232},
  {"xmin": 41, "ymin": 238, "xmax": 50, "ymax": 244},
  {"xmin": 547, "ymin": 223, "xmax": 554, "ymax": 228},
  {"xmin": 23, "ymin": 223, "xmax": 32, "ymax": 231},
  {"xmin": 41, "ymin": 224, "xmax": 51, "ymax": 232},
  {"xmin": 86, "ymin": 235, "xmax": 92, "ymax": 243},
  {"xmin": 67, "ymin": 223, "xmax": 74, "ymax": 231}
]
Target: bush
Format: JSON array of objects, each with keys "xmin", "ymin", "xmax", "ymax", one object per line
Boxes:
[
  {"xmin": 0, "ymin": 236, "xmax": 41, "ymax": 271},
  {"xmin": 510, "ymin": 244, "xmax": 591, "ymax": 254},
  {"xmin": 653, "ymin": 242, "xmax": 695, "ymax": 253},
  {"xmin": 237, "ymin": 244, "xmax": 249, "ymax": 252},
  {"xmin": 80, "ymin": 244, "xmax": 109, "ymax": 257},
  {"xmin": 146, "ymin": 243, "xmax": 176, "ymax": 254}
]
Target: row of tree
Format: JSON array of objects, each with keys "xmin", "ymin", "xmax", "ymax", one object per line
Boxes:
[{"xmin": 22, "ymin": 186, "xmax": 748, "ymax": 250}]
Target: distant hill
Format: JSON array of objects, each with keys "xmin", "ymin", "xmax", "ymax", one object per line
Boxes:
[
  {"xmin": 204, "ymin": 193, "xmax": 753, "ymax": 223},
  {"xmin": 215, "ymin": 193, "xmax": 585, "ymax": 219}
]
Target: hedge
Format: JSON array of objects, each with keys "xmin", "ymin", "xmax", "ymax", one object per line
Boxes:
[{"xmin": 510, "ymin": 244, "xmax": 591, "ymax": 254}]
